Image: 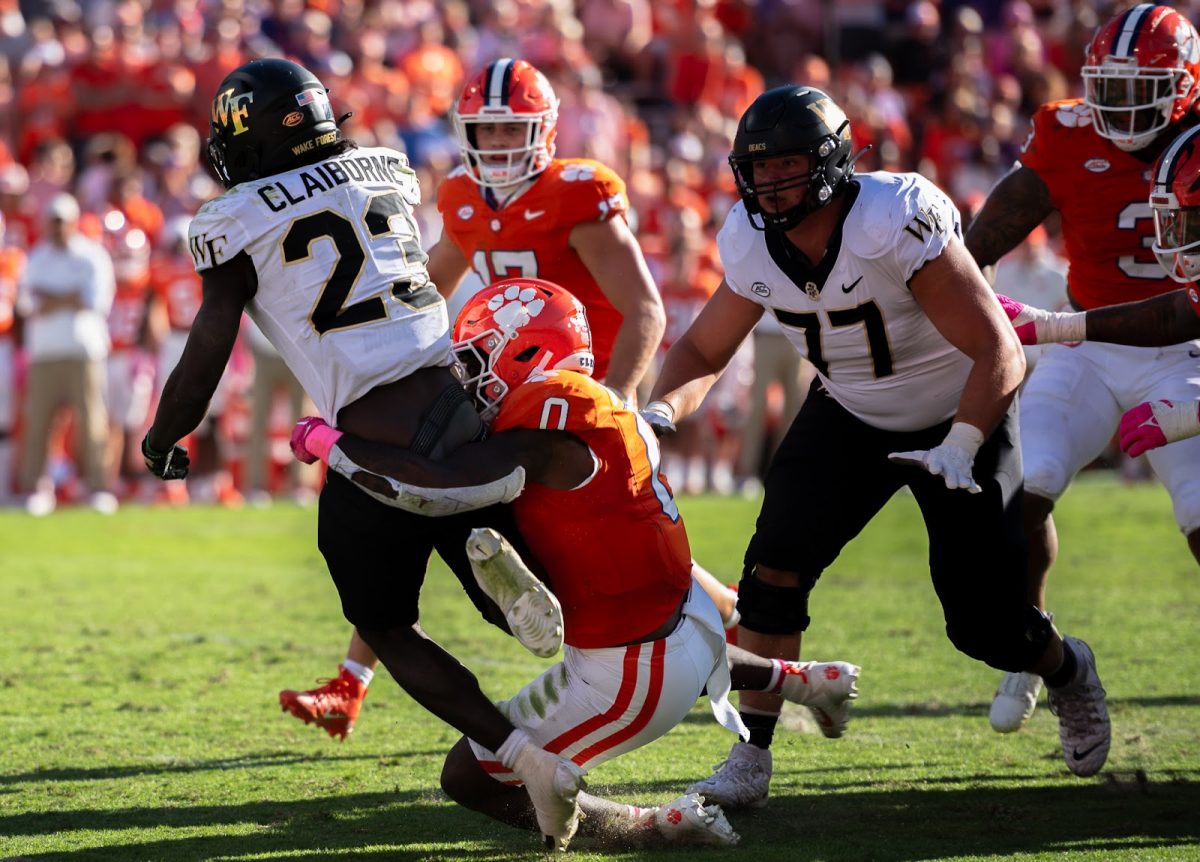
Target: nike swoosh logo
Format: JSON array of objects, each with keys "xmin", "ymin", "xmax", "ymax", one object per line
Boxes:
[
  {"xmin": 1189, "ymin": 349, "xmax": 1200, "ymax": 358},
  {"xmin": 1071, "ymin": 741, "xmax": 1104, "ymax": 761},
  {"xmin": 841, "ymin": 276, "xmax": 863, "ymax": 294},
  {"xmin": 524, "ymin": 209, "xmax": 546, "ymax": 221}
]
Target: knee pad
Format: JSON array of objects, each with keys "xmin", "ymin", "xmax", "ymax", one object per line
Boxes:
[
  {"xmin": 735, "ymin": 570, "xmax": 817, "ymax": 635},
  {"xmin": 946, "ymin": 606, "xmax": 1052, "ymax": 673}
]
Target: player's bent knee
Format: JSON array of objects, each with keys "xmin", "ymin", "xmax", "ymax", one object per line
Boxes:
[
  {"xmin": 736, "ymin": 569, "xmax": 816, "ymax": 635},
  {"xmin": 946, "ymin": 608, "xmax": 1052, "ymax": 672},
  {"xmin": 1023, "ymin": 460, "xmax": 1069, "ymax": 502}
]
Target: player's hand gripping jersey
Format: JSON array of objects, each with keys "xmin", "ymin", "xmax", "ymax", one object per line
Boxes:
[
  {"xmin": 1020, "ymin": 99, "xmax": 1177, "ymax": 309},
  {"xmin": 437, "ymin": 159, "xmax": 628, "ymax": 377},
  {"xmin": 492, "ymin": 369, "xmax": 692, "ymax": 648},
  {"xmin": 720, "ymin": 172, "xmax": 971, "ymax": 431},
  {"xmin": 187, "ymin": 146, "xmax": 451, "ymax": 419}
]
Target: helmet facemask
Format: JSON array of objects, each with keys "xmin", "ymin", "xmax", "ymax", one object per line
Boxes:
[
  {"xmin": 730, "ymin": 125, "xmax": 853, "ymax": 232},
  {"xmin": 1083, "ymin": 60, "xmax": 1191, "ymax": 151},
  {"xmin": 453, "ymin": 110, "xmax": 556, "ymax": 190},
  {"xmin": 1152, "ymin": 197, "xmax": 1200, "ymax": 282}
]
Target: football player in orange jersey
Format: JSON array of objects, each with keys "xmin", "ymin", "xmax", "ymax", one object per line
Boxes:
[
  {"xmin": 281, "ymin": 58, "xmax": 741, "ymax": 736},
  {"xmin": 0, "ymin": 212, "xmax": 23, "ymax": 503},
  {"xmin": 965, "ymin": 4, "xmax": 1200, "ymax": 735},
  {"xmin": 289, "ymin": 278, "xmax": 860, "ymax": 848}
]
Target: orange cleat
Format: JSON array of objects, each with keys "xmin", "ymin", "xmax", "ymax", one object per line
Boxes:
[{"xmin": 279, "ymin": 665, "xmax": 367, "ymax": 740}]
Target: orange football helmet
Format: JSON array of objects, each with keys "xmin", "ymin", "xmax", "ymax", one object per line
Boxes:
[
  {"xmin": 453, "ymin": 278, "xmax": 594, "ymax": 420},
  {"xmin": 1082, "ymin": 4, "xmax": 1200, "ymax": 152},
  {"xmin": 452, "ymin": 58, "xmax": 559, "ymax": 190},
  {"xmin": 1150, "ymin": 124, "xmax": 1200, "ymax": 282}
]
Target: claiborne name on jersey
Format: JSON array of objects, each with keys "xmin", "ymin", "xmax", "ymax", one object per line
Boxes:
[{"xmin": 257, "ymin": 153, "xmax": 408, "ymax": 213}]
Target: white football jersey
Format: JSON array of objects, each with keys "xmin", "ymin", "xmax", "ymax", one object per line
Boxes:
[
  {"xmin": 188, "ymin": 145, "xmax": 451, "ymax": 419},
  {"xmin": 719, "ymin": 172, "xmax": 971, "ymax": 431}
]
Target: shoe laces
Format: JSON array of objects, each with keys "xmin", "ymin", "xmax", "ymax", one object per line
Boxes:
[{"xmin": 307, "ymin": 674, "xmax": 359, "ymax": 704}]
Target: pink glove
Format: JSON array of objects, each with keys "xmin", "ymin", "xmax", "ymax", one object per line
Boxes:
[
  {"xmin": 290, "ymin": 416, "xmax": 343, "ymax": 464},
  {"xmin": 1118, "ymin": 400, "xmax": 1200, "ymax": 457},
  {"xmin": 996, "ymin": 294, "xmax": 1039, "ymax": 346},
  {"xmin": 1119, "ymin": 402, "xmax": 1169, "ymax": 457}
]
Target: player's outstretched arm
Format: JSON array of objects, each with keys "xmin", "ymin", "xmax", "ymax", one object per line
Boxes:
[
  {"xmin": 963, "ymin": 164, "xmax": 1055, "ymax": 272},
  {"xmin": 292, "ymin": 419, "xmax": 595, "ymax": 512},
  {"xmin": 1083, "ymin": 289, "xmax": 1200, "ymax": 345},
  {"xmin": 648, "ymin": 280, "xmax": 762, "ymax": 425},
  {"xmin": 145, "ymin": 253, "xmax": 254, "ymax": 463}
]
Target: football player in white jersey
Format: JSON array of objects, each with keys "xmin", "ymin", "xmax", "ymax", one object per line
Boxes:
[
  {"xmin": 140, "ymin": 58, "xmax": 583, "ymax": 850},
  {"xmin": 642, "ymin": 86, "xmax": 1112, "ymax": 807}
]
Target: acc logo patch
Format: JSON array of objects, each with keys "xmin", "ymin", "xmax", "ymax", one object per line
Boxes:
[
  {"xmin": 282, "ymin": 111, "xmax": 305, "ymax": 128},
  {"xmin": 457, "ymin": 205, "xmax": 474, "ymax": 220},
  {"xmin": 1084, "ymin": 158, "xmax": 1110, "ymax": 173},
  {"xmin": 751, "ymin": 282, "xmax": 770, "ymax": 297}
]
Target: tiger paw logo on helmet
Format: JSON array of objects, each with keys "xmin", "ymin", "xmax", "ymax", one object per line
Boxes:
[{"xmin": 488, "ymin": 284, "xmax": 547, "ymax": 332}]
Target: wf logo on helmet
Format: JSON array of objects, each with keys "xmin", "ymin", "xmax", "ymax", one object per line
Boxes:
[{"xmin": 213, "ymin": 88, "xmax": 254, "ymax": 136}]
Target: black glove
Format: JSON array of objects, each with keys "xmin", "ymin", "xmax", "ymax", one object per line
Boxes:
[
  {"xmin": 639, "ymin": 401, "xmax": 677, "ymax": 438},
  {"xmin": 141, "ymin": 434, "xmax": 190, "ymax": 480}
]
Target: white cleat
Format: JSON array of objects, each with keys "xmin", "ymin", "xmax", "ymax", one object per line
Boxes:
[
  {"xmin": 685, "ymin": 740, "xmax": 771, "ymax": 810},
  {"xmin": 655, "ymin": 793, "xmax": 740, "ymax": 846},
  {"xmin": 1047, "ymin": 636, "xmax": 1110, "ymax": 778},
  {"xmin": 511, "ymin": 744, "xmax": 586, "ymax": 851},
  {"xmin": 467, "ymin": 527, "xmax": 564, "ymax": 658},
  {"xmin": 989, "ymin": 671, "xmax": 1043, "ymax": 733},
  {"xmin": 779, "ymin": 660, "xmax": 860, "ymax": 739}
]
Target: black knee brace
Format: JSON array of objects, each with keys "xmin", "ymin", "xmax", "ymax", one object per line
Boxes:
[{"xmin": 736, "ymin": 571, "xmax": 817, "ymax": 634}]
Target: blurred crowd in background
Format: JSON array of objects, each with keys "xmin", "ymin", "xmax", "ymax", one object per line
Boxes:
[{"xmin": 0, "ymin": 0, "xmax": 1170, "ymax": 513}]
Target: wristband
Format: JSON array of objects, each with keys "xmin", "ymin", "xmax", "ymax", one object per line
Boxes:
[
  {"xmin": 944, "ymin": 421, "xmax": 985, "ymax": 457},
  {"xmin": 1152, "ymin": 400, "xmax": 1200, "ymax": 443},
  {"xmin": 306, "ymin": 424, "xmax": 343, "ymax": 462},
  {"xmin": 1041, "ymin": 310, "xmax": 1087, "ymax": 344},
  {"xmin": 643, "ymin": 400, "xmax": 675, "ymax": 423}
]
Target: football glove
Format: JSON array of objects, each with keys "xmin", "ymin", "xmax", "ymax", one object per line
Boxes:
[
  {"xmin": 640, "ymin": 400, "xmax": 677, "ymax": 438},
  {"xmin": 141, "ymin": 434, "xmax": 189, "ymax": 480},
  {"xmin": 1119, "ymin": 399, "xmax": 1200, "ymax": 457},
  {"xmin": 889, "ymin": 422, "xmax": 984, "ymax": 494}
]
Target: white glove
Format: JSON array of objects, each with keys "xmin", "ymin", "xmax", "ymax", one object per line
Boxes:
[{"xmin": 888, "ymin": 422, "xmax": 985, "ymax": 494}]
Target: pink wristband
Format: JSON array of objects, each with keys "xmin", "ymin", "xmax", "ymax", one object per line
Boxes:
[{"xmin": 306, "ymin": 424, "xmax": 343, "ymax": 462}]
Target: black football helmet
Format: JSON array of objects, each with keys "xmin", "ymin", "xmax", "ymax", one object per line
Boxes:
[
  {"xmin": 207, "ymin": 58, "xmax": 341, "ymax": 188},
  {"xmin": 729, "ymin": 85, "xmax": 857, "ymax": 231}
]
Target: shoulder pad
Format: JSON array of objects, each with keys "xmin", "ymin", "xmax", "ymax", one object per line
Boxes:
[
  {"xmin": 548, "ymin": 160, "xmax": 628, "ymax": 223},
  {"xmin": 844, "ymin": 173, "xmax": 957, "ymax": 260},
  {"xmin": 187, "ymin": 191, "xmax": 254, "ymax": 273},
  {"xmin": 716, "ymin": 202, "xmax": 758, "ymax": 269}
]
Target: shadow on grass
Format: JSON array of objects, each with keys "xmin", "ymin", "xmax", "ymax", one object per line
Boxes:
[
  {"xmin": 0, "ymin": 749, "xmax": 444, "ymax": 786},
  {"xmin": 5, "ymin": 773, "xmax": 1200, "ymax": 861}
]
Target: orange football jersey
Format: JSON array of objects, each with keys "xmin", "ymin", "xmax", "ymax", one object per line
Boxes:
[
  {"xmin": 150, "ymin": 255, "xmax": 203, "ymax": 332},
  {"xmin": 0, "ymin": 247, "xmax": 24, "ymax": 336},
  {"xmin": 1020, "ymin": 99, "xmax": 1175, "ymax": 309},
  {"xmin": 491, "ymin": 370, "xmax": 691, "ymax": 649},
  {"xmin": 437, "ymin": 159, "xmax": 629, "ymax": 379},
  {"xmin": 108, "ymin": 279, "xmax": 150, "ymax": 351}
]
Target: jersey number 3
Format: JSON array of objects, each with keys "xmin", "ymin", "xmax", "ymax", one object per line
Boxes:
[{"xmin": 282, "ymin": 191, "xmax": 436, "ymax": 335}]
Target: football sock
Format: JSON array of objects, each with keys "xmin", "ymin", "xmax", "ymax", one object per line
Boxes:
[
  {"xmin": 740, "ymin": 709, "xmax": 779, "ymax": 749},
  {"xmin": 343, "ymin": 659, "xmax": 374, "ymax": 687},
  {"xmin": 1043, "ymin": 640, "xmax": 1079, "ymax": 689}
]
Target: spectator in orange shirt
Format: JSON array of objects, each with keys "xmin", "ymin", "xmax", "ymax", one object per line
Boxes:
[{"xmin": 399, "ymin": 17, "xmax": 464, "ymax": 120}]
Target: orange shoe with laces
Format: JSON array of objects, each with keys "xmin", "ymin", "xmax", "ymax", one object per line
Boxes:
[{"xmin": 279, "ymin": 666, "xmax": 367, "ymax": 740}]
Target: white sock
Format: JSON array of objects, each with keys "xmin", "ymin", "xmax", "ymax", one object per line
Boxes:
[{"xmin": 342, "ymin": 659, "xmax": 374, "ymax": 687}]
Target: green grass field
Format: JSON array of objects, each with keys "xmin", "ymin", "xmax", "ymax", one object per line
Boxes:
[{"xmin": 2, "ymin": 473, "xmax": 1199, "ymax": 861}]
